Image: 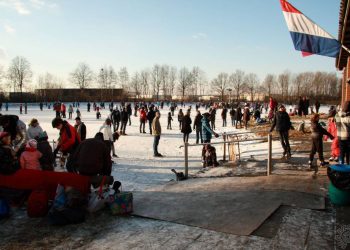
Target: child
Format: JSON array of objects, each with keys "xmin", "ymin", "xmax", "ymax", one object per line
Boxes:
[
  {"xmin": 37, "ymin": 131, "xmax": 54, "ymax": 171},
  {"xmin": 68, "ymin": 105, "xmax": 73, "ymax": 119},
  {"xmin": 96, "ymin": 107, "xmax": 101, "ymax": 119},
  {"xmin": 76, "ymin": 108, "xmax": 81, "ymax": 118},
  {"xmin": 167, "ymin": 112, "xmax": 173, "ymax": 130},
  {"xmin": 20, "ymin": 139, "xmax": 42, "ymax": 170},
  {"xmin": 203, "ymin": 144, "xmax": 219, "ymax": 168},
  {"xmin": 309, "ymin": 114, "xmax": 334, "ymax": 168},
  {"xmin": 325, "ymin": 112, "xmax": 340, "ymax": 162}
]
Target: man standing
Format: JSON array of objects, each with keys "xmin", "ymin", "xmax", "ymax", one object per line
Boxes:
[
  {"xmin": 270, "ymin": 105, "xmax": 292, "ymax": 159},
  {"xmin": 74, "ymin": 117, "xmax": 87, "ymax": 141},
  {"xmin": 335, "ymin": 101, "xmax": 350, "ymax": 164},
  {"xmin": 152, "ymin": 111, "xmax": 162, "ymax": 157},
  {"xmin": 147, "ymin": 106, "xmax": 156, "ymax": 134},
  {"xmin": 193, "ymin": 110, "xmax": 203, "ymax": 144},
  {"xmin": 120, "ymin": 107, "xmax": 128, "ymax": 135},
  {"xmin": 139, "ymin": 106, "xmax": 147, "ymax": 133}
]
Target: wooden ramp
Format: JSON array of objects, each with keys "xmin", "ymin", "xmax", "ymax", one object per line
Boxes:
[{"xmin": 132, "ymin": 190, "xmax": 324, "ymax": 236}]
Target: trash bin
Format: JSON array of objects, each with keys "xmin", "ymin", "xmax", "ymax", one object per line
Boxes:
[{"xmin": 327, "ymin": 164, "xmax": 350, "ymax": 205}]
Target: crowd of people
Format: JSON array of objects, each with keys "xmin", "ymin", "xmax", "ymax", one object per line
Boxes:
[{"xmin": 0, "ymin": 98, "xmax": 350, "ymax": 220}]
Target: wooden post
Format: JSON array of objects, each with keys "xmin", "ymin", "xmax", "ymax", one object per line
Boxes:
[
  {"xmin": 184, "ymin": 142, "xmax": 189, "ymax": 178},
  {"xmin": 223, "ymin": 133, "xmax": 227, "ymax": 161},
  {"xmin": 268, "ymin": 133, "xmax": 272, "ymax": 176}
]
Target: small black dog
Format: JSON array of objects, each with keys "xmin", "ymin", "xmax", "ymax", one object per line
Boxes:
[{"xmin": 171, "ymin": 169, "xmax": 186, "ymax": 181}]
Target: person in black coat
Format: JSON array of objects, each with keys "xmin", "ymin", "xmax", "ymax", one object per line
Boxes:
[
  {"xmin": 111, "ymin": 108, "xmax": 121, "ymax": 132},
  {"xmin": 270, "ymin": 105, "xmax": 292, "ymax": 159},
  {"xmin": 126, "ymin": 103, "xmax": 132, "ymax": 125},
  {"xmin": 147, "ymin": 106, "xmax": 156, "ymax": 134},
  {"xmin": 210, "ymin": 108, "xmax": 216, "ymax": 130},
  {"xmin": 235, "ymin": 107, "xmax": 242, "ymax": 129},
  {"xmin": 298, "ymin": 96, "xmax": 304, "ymax": 117},
  {"xmin": 229, "ymin": 108, "xmax": 236, "ymax": 126},
  {"xmin": 74, "ymin": 117, "xmax": 86, "ymax": 141},
  {"xmin": 120, "ymin": 107, "xmax": 129, "ymax": 135},
  {"xmin": 193, "ymin": 110, "xmax": 203, "ymax": 144},
  {"xmin": 181, "ymin": 110, "xmax": 192, "ymax": 143},
  {"xmin": 221, "ymin": 107, "xmax": 228, "ymax": 127},
  {"xmin": 315, "ymin": 100, "xmax": 320, "ymax": 114},
  {"xmin": 36, "ymin": 131, "xmax": 54, "ymax": 171}
]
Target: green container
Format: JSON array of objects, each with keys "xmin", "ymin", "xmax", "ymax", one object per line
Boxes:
[{"xmin": 329, "ymin": 183, "xmax": 350, "ymax": 206}]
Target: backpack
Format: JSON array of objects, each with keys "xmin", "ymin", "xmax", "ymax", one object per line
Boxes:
[
  {"xmin": 0, "ymin": 198, "xmax": 10, "ymax": 218},
  {"xmin": 27, "ymin": 190, "xmax": 49, "ymax": 218}
]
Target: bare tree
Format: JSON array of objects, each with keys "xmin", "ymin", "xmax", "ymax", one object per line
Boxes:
[
  {"xmin": 151, "ymin": 64, "xmax": 162, "ymax": 100},
  {"xmin": 140, "ymin": 70, "xmax": 150, "ymax": 96},
  {"xmin": 230, "ymin": 69, "xmax": 245, "ymax": 101},
  {"xmin": 7, "ymin": 56, "xmax": 32, "ymax": 97},
  {"xmin": 178, "ymin": 67, "xmax": 192, "ymax": 100},
  {"xmin": 118, "ymin": 67, "xmax": 129, "ymax": 90},
  {"xmin": 263, "ymin": 74, "xmax": 275, "ymax": 97},
  {"xmin": 168, "ymin": 67, "xmax": 177, "ymax": 96},
  {"xmin": 70, "ymin": 62, "xmax": 93, "ymax": 89},
  {"xmin": 160, "ymin": 65, "xmax": 169, "ymax": 97},
  {"xmin": 130, "ymin": 72, "xmax": 142, "ymax": 98},
  {"xmin": 211, "ymin": 72, "xmax": 230, "ymax": 101},
  {"xmin": 244, "ymin": 73, "xmax": 259, "ymax": 101},
  {"xmin": 37, "ymin": 72, "xmax": 63, "ymax": 89},
  {"xmin": 277, "ymin": 71, "xmax": 291, "ymax": 100}
]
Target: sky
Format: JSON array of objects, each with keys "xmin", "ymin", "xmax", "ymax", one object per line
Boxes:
[{"xmin": 0, "ymin": 0, "xmax": 343, "ymax": 86}]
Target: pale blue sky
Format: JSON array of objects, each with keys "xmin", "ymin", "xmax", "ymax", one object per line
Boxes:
[{"xmin": 0, "ymin": 0, "xmax": 342, "ymax": 84}]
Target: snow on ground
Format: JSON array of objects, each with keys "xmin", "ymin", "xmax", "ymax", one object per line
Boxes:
[{"xmin": 1, "ymin": 103, "xmax": 331, "ymax": 190}]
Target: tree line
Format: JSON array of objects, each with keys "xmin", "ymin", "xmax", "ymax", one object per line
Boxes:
[{"xmin": 0, "ymin": 56, "xmax": 341, "ymax": 102}]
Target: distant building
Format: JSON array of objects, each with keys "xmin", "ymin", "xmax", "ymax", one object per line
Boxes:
[{"xmin": 35, "ymin": 88, "xmax": 124, "ymax": 102}]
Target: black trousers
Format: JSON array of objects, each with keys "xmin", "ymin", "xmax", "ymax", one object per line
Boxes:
[
  {"xmin": 222, "ymin": 118, "xmax": 227, "ymax": 127},
  {"xmin": 196, "ymin": 130, "xmax": 203, "ymax": 144},
  {"xmin": 120, "ymin": 121, "xmax": 127, "ymax": 134},
  {"xmin": 140, "ymin": 120, "xmax": 146, "ymax": 132},
  {"xmin": 113, "ymin": 121, "xmax": 120, "ymax": 132},
  {"xmin": 167, "ymin": 121, "xmax": 172, "ymax": 129},
  {"xmin": 309, "ymin": 137, "xmax": 324, "ymax": 162},
  {"xmin": 183, "ymin": 133, "xmax": 190, "ymax": 143},
  {"xmin": 278, "ymin": 131, "xmax": 291, "ymax": 155}
]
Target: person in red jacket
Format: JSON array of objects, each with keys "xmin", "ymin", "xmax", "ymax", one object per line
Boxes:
[
  {"xmin": 52, "ymin": 118, "xmax": 80, "ymax": 172},
  {"xmin": 325, "ymin": 114, "xmax": 340, "ymax": 162},
  {"xmin": 139, "ymin": 107, "xmax": 147, "ymax": 133}
]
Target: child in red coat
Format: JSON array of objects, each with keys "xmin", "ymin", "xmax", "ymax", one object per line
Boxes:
[{"xmin": 325, "ymin": 116, "xmax": 340, "ymax": 162}]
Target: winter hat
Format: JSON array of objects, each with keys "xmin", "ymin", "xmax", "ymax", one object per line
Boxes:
[
  {"xmin": 0, "ymin": 131, "xmax": 10, "ymax": 140},
  {"xmin": 26, "ymin": 139, "xmax": 37, "ymax": 149},
  {"xmin": 38, "ymin": 131, "xmax": 48, "ymax": 140},
  {"xmin": 29, "ymin": 118, "xmax": 39, "ymax": 126}
]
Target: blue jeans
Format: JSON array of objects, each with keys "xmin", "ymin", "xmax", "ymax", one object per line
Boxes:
[
  {"xmin": 339, "ymin": 140, "xmax": 350, "ymax": 165},
  {"xmin": 153, "ymin": 135, "xmax": 160, "ymax": 155}
]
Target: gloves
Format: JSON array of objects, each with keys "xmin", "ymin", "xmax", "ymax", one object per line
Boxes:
[
  {"xmin": 214, "ymin": 133, "xmax": 219, "ymax": 138},
  {"xmin": 330, "ymin": 135, "xmax": 335, "ymax": 140}
]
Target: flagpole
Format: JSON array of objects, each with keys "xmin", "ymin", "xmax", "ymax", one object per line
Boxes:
[{"xmin": 342, "ymin": 44, "xmax": 350, "ymax": 55}]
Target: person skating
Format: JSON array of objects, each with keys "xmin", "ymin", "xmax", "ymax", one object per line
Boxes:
[
  {"xmin": 193, "ymin": 110, "xmax": 203, "ymax": 144},
  {"xmin": 167, "ymin": 112, "xmax": 173, "ymax": 130},
  {"xmin": 243, "ymin": 106, "xmax": 250, "ymax": 130},
  {"xmin": 181, "ymin": 109, "xmax": 192, "ymax": 143},
  {"xmin": 120, "ymin": 107, "xmax": 128, "ymax": 135},
  {"xmin": 52, "ymin": 118, "xmax": 80, "ymax": 173},
  {"xmin": 68, "ymin": 105, "xmax": 73, "ymax": 119},
  {"xmin": 61, "ymin": 103, "xmax": 66, "ymax": 118},
  {"xmin": 229, "ymin": 108, "xmax": 236, "ymax": 127},
  {"xmin": 87, "ymin": 102, "xmax": 91, "ymax": 112},
  {"xmin": 221, "ymin": 106, "xmax": 228, "ymax": 127},
  {"xmin": 235, "ymin": 107, "xmax": 242, "ymax": 129},
  {"xmin": 127, "ymin": 103, "xmax": 132, "ymax": 126},
  {"xmin": 178, "ymin": 109, "xmax": 184, "ymax": 130},
  {"xmin": 74, "ymin": 117, "xmax": 86, "ymax": 141},
  {"xmin": 308, "ymin": 113, "xmax": 334, "ymax": 168},
  {"xmin": 152, "ymin": 111, "xmax": 163, "ymax": 157},
  {"xmin": 210, "ymin": 108, "xmax": 216, "ymax": 130},
  {"xmin": 270, "ymin": 105, "xmax": 292, "ymax": 159},
  {"xmin": 24, "ymin": 103, "xmax": 27, "ymax": 114},
  {"xmin": 139, "ymin": 107, "xmax": 147, "ymax": 133},
  {"xmin": 147, "ymin": 106, "xmax": 156, "ymax": 134},
  {"xmin": 335, "ymin": 101, "xmax": 350, "ymax": 165},
  {"xmin": 111, "ymin": 108, "xmax": 121, "ymax": 132}
]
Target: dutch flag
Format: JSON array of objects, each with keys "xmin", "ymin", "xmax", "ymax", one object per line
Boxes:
[{"xmin": 280, "ymin": 0, "xmax": 341, "ymax": 58}]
